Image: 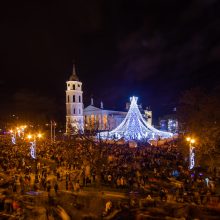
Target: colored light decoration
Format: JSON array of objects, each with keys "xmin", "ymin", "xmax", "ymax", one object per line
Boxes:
[
  {"xmin": 27, "ymin": 133, "xmax": 42, "ymax": 159},
  {"xmin": 186, "ymin": 137, "xmax": 196, "ymax": 170},
  {"xmin": 99, "ymin": 96, "xmax": 173, "ymax": 141},
  {"xmin": 9, "ymin": 130, "xmax": 16, "ymax": 144},
  {"xmin": 27, "ymin": 133, "xmax": 43, "ymax": 184},
  {"xmin": 30, "ymin": 141, "xmax": 36, "ymax": 159}
]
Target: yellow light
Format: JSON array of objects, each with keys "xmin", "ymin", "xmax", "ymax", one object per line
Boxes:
[
  {"xmin": 191, "ymin": 139, "xmax": 195, "ymax": 144},
  {"xmin": 17, "ymin": 129, "xmax": 20, "ymax": 132},
  {"xmin": 27, "ymin": 134, "xmax": 32, "ymax": 139},
  {"xmin": 37, "ymin": 133, "xmax": 42, "ymax": 138},
  {"xmin": 186, "ymin": 137, "xmax": 190, "ymax": 142},
  {"xmin": 10, "ymin": 130, "xmax": 13, "ymax": 133}
]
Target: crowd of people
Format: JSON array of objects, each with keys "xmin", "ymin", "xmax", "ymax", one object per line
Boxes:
[{"xmin": 0, "ymin": 134, "xmax": 219, "ymax": 218}]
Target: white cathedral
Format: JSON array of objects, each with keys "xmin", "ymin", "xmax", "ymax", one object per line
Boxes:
[{"xmin": 66, "ymin": 65, "xmax": 152, "ymax": 134}]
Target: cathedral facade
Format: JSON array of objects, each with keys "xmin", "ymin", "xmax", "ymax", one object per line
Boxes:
[{"xmin": 66, "ymin": 66, "xmax": 152, "ymax": 134}]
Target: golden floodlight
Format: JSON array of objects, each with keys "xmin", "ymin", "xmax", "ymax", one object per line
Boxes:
[
  {"xmin": 186, "ymin": 137, "xmax": 195, "ymax": 144},
  {"xmin": 186, "ymin": 137, "xmax": 191, "ymax": 142},
  {"xmin": 37, "ymin": 133, "xmax": 42, "ymax": 138},
  {"xmin": 27, "ymin": 134, "xmax": 32, "ymax": 139},
  {"xmin": 190, "ymin": 139, "xmax": 195, "ymax": 144}
]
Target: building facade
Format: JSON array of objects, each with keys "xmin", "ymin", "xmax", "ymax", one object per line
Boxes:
[
  {"xmin": 83, "ymin": 101, "xmax": 127, "ymax": 131},
  {"xmin": 66, "ymin": 66, "xmax": 153, "ymax": 134},
  {"xmin": 159, "ymin": 115, "xmax": 178, "ymax": 133}
]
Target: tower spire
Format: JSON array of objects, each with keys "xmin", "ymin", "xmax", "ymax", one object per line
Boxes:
[
  {"xmin": 69, "ymin": 63, "xmax": 79, "ymax": 81},
  {"xmin": 72, "ymin": 63, "xmax": 76, "ymax": 75}
]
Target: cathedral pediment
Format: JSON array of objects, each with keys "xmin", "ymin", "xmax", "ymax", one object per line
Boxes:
[{"xmin": 84, "ymin": 105, "xmax": 101, "ymax": 112}]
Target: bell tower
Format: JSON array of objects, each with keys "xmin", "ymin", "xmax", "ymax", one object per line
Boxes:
[{"xmin": 66, "ymin": 64, "xmax": 84, "ymax": 134}]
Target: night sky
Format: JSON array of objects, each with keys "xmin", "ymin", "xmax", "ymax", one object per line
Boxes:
[{"xmin": 1, "ymin": 0, "xmax": 220, "ymax": 124}]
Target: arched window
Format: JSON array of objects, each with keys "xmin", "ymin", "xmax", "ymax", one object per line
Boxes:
[
  {"xmin": 73, "ymin": 95, "xmax": 75, "ymax": 102},
  {"xmin": 67, "ymin": 95, "xmax": 69, "ymax": 103},
  {"xmin": 72, "ymin": 84, "xmax": 75, "ymax": 90},
  {"xmin": 73, "ymin": 108, "xmax": 76, "ymax": 114},
  {"xmin": 79, "ymin": 109, "xmax": 81, "ymax": 114},
  {"xmin": 79, "ymin": 96, "xmax": 81, "ymax": 103}
]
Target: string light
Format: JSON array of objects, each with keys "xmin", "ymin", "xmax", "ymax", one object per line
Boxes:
[
  {"xmin": 186, "ymin": 137, "xmax": 196, "ymax": 170},
  {"xmin": 99, "ymin": 96, "xmax": 173, "ymax": 141},
  {"xmin": 12, "ymin": 135, "xmax": 16, "ymax": 144},
  {"xmin": 30, "ymin": 141, "xmax": 36, "ymax": 159}
]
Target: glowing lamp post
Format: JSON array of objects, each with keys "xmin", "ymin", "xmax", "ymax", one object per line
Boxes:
[
  {"xmin": 186, "ymin": 137, "xmax": 196, "ymax": 170},
  {"xmin": 27, "ymin": 133, "xmax": 43, "ymax": 184},
  {"xmin": 20, "ymin": 125, "xmax": 27, "ymax": 138},
  {"xmin": 9, "ymin": 125, "xmax": 27, "ymax": 144}
]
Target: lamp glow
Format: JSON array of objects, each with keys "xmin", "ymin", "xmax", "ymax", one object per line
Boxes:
[
  {"xmin": 37, "ymin": 133, "xmax": 42, "ymax": 138},
  {"xmin": 186, "ymin": 137, "xmax": 190, "ymax": 142},
  {"xmin": 186, "ymin": 137, "xmax": 196, "ymax": 170},
  {"xmin": 191, "ymin": 139, "xmax": 195, "ymax": 144}
]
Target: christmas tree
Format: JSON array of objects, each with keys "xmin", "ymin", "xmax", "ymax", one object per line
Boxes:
[{"xmin": 100, "ymin": 96, "xmax": 173, "ymax": 141}]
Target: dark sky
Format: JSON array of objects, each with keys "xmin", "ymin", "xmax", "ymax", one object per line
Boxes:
[{"xmin": 1, "ymin": 0, "xmax": 220, "ymax": 124}]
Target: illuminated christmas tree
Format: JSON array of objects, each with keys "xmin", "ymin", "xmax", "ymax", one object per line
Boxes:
[{"xmin": 99, "ymin": 96, "xmax": 173, "ymax": 141}]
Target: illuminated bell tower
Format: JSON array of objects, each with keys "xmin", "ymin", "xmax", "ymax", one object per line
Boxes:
[{"xmin": 66, "ymin": 64, "xmax": 84, "ymax": 134}]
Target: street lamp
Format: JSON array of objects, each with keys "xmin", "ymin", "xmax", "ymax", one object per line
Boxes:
[
  {"xmin": 186, "ymin": 137, "xmax": 196, "ymax": 170},
  {"xmin": 50, "ymin": 120, "xmax": 56, "ymax": 143},
  {"xmin": 20, "ymin": 125, "xmax": 27, "ymax": 138},
  {"xmin": 9, "ymin": 125, "xmax": 27, "ymax": 144},
  {"xmin": 27, "ymin": 133, "xmax": 43, "ymax": 184}
]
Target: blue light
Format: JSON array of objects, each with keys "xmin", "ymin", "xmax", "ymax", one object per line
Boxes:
[
  {"xmin": 30, "ymin": 141, "xmax": 36, "ymax": 159},
  {"xmin": 99, "ymin": 96, "xmax": 173, "ymax": 141},
  {"xmin": 12, "ymin": 135, "xmax": 16, "ymax": 144}
]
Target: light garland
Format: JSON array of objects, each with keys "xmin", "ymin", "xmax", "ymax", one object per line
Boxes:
[
  {"xmin": 30, "ymin": 141, "xmax": 36, "ymax": 159},
  {"xmin": 99, "ymin": 96, "xmax": 173, "ymax": 141},
  {"xmin": 189, "ymin": 146, "xmax": 195, "ymax": 170},
  {"xmin": 12, "ymin": 134, "xmax": 16, "ymax": 144}
]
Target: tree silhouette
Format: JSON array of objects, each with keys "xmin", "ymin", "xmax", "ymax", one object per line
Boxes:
[{"xmin": 178, "ymin": 87, "xmax": 220, "ymax": 170}]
